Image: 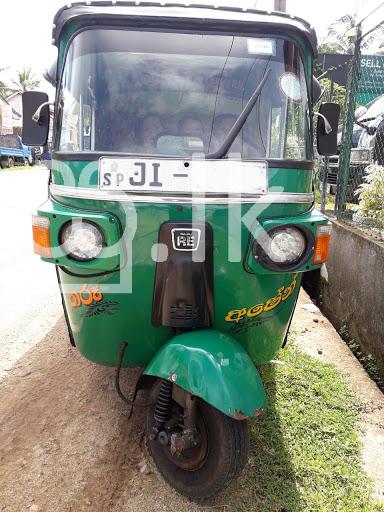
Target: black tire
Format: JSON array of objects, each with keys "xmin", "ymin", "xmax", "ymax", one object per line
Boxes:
[{"xmin": 146, "ymin": 381, "xmax": 249, "ymax": 501}]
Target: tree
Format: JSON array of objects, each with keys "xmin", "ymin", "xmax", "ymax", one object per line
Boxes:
[
  {"xmin": 317, "ymin": 42, "xmax": 345, "ymax": 54},
  {"xmin": 327, "ymin": 14, "xmax": 384, "ymax": 54},
  {"xmin": 327, "ymin": 14, "xmax": 357, "ymax": 54},
  {"xmin": 318, "ymin": 78, "xmax": 347, "ymax": 124},
  {"xmin": 11, "ymin": 67, "xmax": 40, "ymax": 93}
]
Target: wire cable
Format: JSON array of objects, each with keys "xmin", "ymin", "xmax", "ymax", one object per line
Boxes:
[{"xmin": 356, "ymin": 0, "xmax": 384, "ymax": 27}]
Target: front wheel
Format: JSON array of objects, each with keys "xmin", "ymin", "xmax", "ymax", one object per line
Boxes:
[{"xmin": 146, "ymin": 381, "xmax": 249, "ymax": 500}]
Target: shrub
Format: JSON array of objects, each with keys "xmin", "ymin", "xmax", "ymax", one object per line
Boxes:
[{"xmin": 354, "ymin": 164, "xmax": 384, "ymax": 226}]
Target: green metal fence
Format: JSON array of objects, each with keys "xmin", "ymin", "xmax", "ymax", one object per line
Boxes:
[{"xmin": 318, "ymin": 18, "xmax": 384, "ymax": 239}]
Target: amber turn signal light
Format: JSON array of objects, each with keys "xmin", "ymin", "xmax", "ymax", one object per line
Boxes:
[
  {"xmin": 32, "ymin": 215, "xmax": 52, "ymax": 258},
  {"xmin": 312, "ymin": 224, "xmax": 332, "ymax": 265}
]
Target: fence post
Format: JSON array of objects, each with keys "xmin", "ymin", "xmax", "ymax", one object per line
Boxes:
[
  {"xmin": 334, "ymin": 26, "xmax": 362, "ymax": 217},
  {"xmin": 320, "ymin": 77, "xmax": 334, "ymax": 213}
]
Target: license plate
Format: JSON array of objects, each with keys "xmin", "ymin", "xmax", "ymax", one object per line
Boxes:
[{"xmin": 99, "ymin": 158, "xmax": 267, "ymax": 195}]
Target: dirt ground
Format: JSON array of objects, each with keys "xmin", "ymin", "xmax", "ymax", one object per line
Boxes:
[
  {"xmin": 0, "ymin": 289, "xmax": 383, "ymax": 511},
  {"xmin": 0, "ymin": 320, "xmax": 236, "ymax": 512}
]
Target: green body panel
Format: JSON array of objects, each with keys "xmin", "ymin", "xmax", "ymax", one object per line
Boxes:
[
  {"xmin": 143, "ymin": 329, "xmax": 267, "ymax": 418},
  {"xmin": 38, "ymin": 200, "xmax": 121, "ymax": 271},
  {"xmin": 58, "ymin": 23, "xmax": 81, "ymax": 76},
  {"xmin": 51, "ymin": 190, "xmax": 309, "ymax": 367},
  {"xmin": 245, "ymin": 210, "xmax": 329, "ymax": 274}
]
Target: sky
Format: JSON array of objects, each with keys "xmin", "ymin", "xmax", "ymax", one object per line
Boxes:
[{"xmin": 0, "ymin": 0, "xmax": 383, "ymax": 95}]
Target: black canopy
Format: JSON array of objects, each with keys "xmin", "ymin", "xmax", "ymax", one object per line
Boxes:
[{"xmin": 52, "ymin": 1, "xmax": 318, "ymax": 56}]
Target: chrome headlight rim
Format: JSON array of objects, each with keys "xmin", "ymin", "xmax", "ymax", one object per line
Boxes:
[
  {"xmin": 59, "ymin": 219, "xmax": 105, "ymax": 262},
  {"xmin": 252, "ymin": 224, "xmax": 315, "ymax": 272}
]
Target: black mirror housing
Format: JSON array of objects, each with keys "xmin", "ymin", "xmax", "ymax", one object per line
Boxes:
[
  {"xmin": 316, "ymin": 102, "xmax": 340, "ymax": 156},
  {"xmin": 22, "ymin": 91, "xmax": 50, "ymax": 146},
  {"xmin": 43, "ymin": 57, "xmax": 58, "ymax": 86}
]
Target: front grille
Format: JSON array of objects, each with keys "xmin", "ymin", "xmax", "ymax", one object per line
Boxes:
[
  {"xmin": 169, "ymin": 303, "xmax": 200, "ymax": 322},
  {"xmin": 327, "ymin": 170, "xmax": 338, "ymax": 184}
]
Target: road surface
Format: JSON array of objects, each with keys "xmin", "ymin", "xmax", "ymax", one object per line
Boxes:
[
  {"xmin": 0, "ymin": 168, "xmax": 209, "ymax": 511},
  {"xmin": 0, "ymin": 168, "xmax": 62, "ymax": 379}
]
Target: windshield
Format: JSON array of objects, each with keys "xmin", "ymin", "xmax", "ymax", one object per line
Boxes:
[{"xmin": 58, "ymin": 29, "xmax": 310, "ymax": 160}]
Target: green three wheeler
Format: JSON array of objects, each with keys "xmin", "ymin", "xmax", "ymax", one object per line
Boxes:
[{"xmin": 24, "ymin": 1, "xmax": 339, "ymax": 500}]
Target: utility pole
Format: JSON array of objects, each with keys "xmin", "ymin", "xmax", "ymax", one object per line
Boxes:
[{"xmin": 274, "ymin": 0, "xmax": 286, "ymax": 11}]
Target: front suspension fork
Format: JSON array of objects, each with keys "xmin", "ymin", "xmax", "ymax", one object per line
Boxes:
[{"xmin": 152, "ymin": 380, "xmax": 199, "ymax": 455}]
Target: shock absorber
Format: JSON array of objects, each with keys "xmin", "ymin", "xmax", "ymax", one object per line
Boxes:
[{"xmin": 154, "ymin": 380, "xmax": 173, "ymax": 431}]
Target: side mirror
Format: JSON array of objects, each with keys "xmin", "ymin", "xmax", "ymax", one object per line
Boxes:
[
  {"xmin": 316, "ymin": 102, "xmax": 340, "ymax": 156},
  {"xmin": 22, "ymin": 91, "xmax": 50, "ymax": 146}
]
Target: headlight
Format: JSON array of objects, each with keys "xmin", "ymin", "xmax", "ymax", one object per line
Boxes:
[
  {"xmin": 60, "ymin": 220, "xmax": 104, "ymax": 261},
  {"xmin": 253, "ymin": 226, "xmax": 310, "ymax": 270},
  {"xmin": 267, "ymin": 227, "xmax": 306, "ymax": 263},
  {"xmin": 350, "ymin": 148, "xmax": 372, "ymax": 163}
]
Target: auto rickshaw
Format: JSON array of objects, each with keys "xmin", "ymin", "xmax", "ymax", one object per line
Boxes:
[{"xmin": 23, "ymin": 1, "xmax": 339, "ymax": 500}]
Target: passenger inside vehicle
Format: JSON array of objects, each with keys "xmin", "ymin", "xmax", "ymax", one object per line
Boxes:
[{"xmin": 136, "ymin": 114, "xmax": 164, "ymax": 152}]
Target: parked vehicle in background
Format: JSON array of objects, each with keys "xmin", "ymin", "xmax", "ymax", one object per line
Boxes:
[
  {"xmin": 0, "ymin": 134, "xmax": 34, "ymax": 168},
  {"xmin": 31, "ymin": 146, "xmax": 41, "ymax": 165},
  {"xmin": 319, "ymin": 94, "xmax": 384, "ymax": 201},
  {"xmin": 351, "ymin": 94, "xmax": 384, "ymax": 166}
]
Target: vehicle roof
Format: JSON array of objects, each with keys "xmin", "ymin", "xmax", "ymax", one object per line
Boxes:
[{"xmin": 52, "ymin": 1, "xmax": 317, "ymax": 55}]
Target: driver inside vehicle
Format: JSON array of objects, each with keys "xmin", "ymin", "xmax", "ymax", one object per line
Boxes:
[
  {"xmin": 105, "ymin": 113, "xmax": 136, "ymax": 152},
  {"xmin": 179, "ymin": 116, "xmax": 204, "ymax": 136}
]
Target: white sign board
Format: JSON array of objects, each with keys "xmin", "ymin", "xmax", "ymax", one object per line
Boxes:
[{"xmin": 99, "ymin": 158, "xmax": 268, "ymax": 195}]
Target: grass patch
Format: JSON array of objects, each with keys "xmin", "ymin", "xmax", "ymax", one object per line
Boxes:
[
  {"xmin": 339, "ymin": 325, "xmax": 384, "ymax": 392},
  {"xmin": 315, "ymin": 189, "xmax": 336, "ymax": 212},
  {"xmin": 232, "ymin": 346, "xmax": 384, "ymax": 512}
]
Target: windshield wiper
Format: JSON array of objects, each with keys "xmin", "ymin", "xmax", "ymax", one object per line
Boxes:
[{"xmin": 205, "ymin": 68, "xmax": 271, "ymax": 160}]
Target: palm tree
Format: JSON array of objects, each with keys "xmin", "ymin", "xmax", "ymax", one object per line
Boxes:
[
  {"xmin": 327, "ymin": 14, "xmax": 384, "ymax": 54},
  {"xmin": 11, "ymin": 67, "xmax": 40, "ymax": 93},
  {"xmin": 327, "ymin": 14, "xmax": 358, "ymax": 54}
]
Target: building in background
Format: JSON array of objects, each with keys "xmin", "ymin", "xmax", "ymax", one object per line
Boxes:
[
  {"xmin": 0, "ymin": 97, "xmax": 14, "ymax": 135},
  {"xmin": 5, "ymin": 91, "xmax": 23, "ymax": 132}
]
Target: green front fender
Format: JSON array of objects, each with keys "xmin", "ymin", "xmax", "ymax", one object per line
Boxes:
[{"xmin": 143, "ymin": 329, "xmax": 267, "ymax": 419}]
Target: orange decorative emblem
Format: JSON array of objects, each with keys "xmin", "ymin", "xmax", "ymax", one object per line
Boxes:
[
  {"xmin": 68, "ymin": 284, "xmax": 103, "ymax": 308},
  {"xmin": 224, "ymin": 274, "xmax": 297, "ymax": 323}
]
